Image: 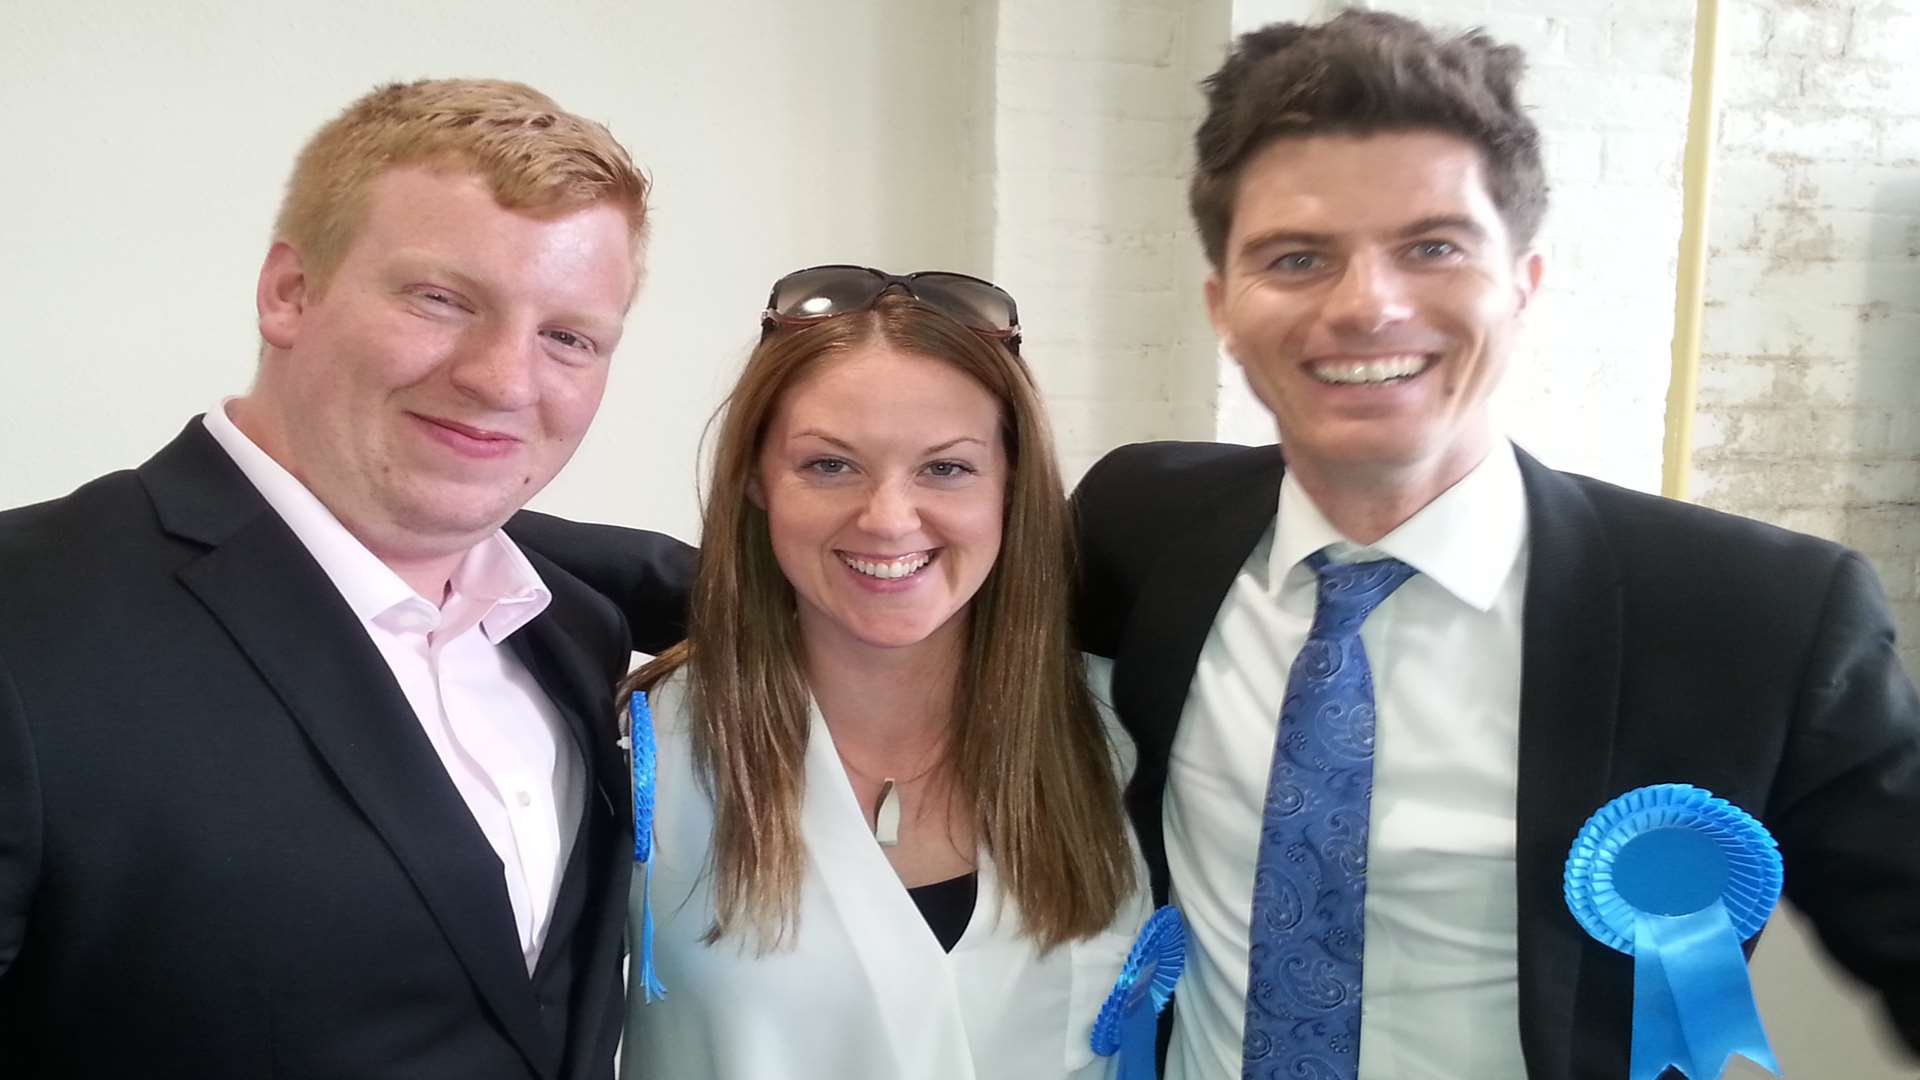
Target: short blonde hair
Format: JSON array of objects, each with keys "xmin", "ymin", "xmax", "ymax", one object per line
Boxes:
[{"xmin": 274, "ymin": 78, "xmax": 649, "ymax": 288}]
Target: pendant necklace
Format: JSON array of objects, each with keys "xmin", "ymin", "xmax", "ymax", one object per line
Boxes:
[{"xmin": 834, "ymin": 745, "xmax": 945, "ymax": 847}]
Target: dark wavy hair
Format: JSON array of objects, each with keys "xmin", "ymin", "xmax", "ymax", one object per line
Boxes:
[{"xmin": 1189, "ymin": 9, "xmax": 1548, "ymax": 267}]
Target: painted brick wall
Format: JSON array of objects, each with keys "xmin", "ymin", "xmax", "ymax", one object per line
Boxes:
[
  {"xmin": 987, "ymin": 0, "xmax": 1232, "ymax": 482},
  {"xmin": 1692, "ymin": 11, "xmax": 1920, "ymax": 1062},
  {"xmin": 1693, "ymin": 0, "xmax": 1920, "ymax": 684},
  {"xmin": 1215, "ymin": 0, "xmax": 1695, "ymax": 495}
]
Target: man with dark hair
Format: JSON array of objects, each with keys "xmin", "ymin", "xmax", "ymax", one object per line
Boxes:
[{"xmin": 1073, "ymin": 10, "xmax": 1920, "ymax": 1080}]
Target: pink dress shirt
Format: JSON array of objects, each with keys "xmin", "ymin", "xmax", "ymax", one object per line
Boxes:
[{"xmin": 203, "ymin": 402, "xmax": 583, "ymax": 971}]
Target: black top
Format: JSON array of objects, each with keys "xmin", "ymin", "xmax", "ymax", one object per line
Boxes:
[{"xmin": 906, "ymin": 872, "xmax": 977, "ymax": 952}]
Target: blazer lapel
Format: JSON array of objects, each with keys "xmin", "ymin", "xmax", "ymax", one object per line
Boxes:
[
  {"xmin": 140, "ymin": 422, "xmax": 558, "ymax": 1079},
  {"xmin": 508, "ymin": 604, "xmax": 630, "ymax": 1000},
  {"xmin": 1512, "ymin": 448, "xmax": 1627, "ymax": 1080},
  {"xmin": 1110, "ymin": 447, "xmax": 1284, "ymax": 902},
  {"xmin": 508, "ymin": 608, "xmax": 625, "ymax": 829},
  {"xmin": 802, "ymin": 705, "xmax": 977, "ymax": 1080}
]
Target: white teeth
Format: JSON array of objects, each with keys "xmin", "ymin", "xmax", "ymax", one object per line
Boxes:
[
  {"xmin": 1310, "ymin": 354, "xmax": 1430, "ymax": 385},
  {"xmin": 840, "ymin": 552, "xmax": 933, "ymax": 580}
]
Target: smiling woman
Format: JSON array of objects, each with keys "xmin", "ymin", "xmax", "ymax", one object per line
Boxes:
[
  {"xmin": 757, "ymin": 345, "xmax": 1007, "ymax": 656},
  {"xmin": 615, "ymin": 283, "xmax": 1150, "ymax": 1079}
]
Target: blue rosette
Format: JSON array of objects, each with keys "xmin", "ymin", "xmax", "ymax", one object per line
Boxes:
[
  {"xmin": 625, "ymin": 690, "xmax": 666, "ymax": 1003},
  {"xmin": 1564, "ymin": 784, "xmax": 1783, "ymax": 1080},
  {"xmin": 1091, "ymin": 906, "xmax": 1186, "ymax": 1080}
]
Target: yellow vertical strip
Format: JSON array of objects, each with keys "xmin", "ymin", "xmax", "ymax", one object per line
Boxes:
[{"xmin": 1663, "ymin": 0, "xmax": 1723, "ymax": 501}]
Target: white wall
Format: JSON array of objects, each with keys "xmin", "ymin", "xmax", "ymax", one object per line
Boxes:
[
  {"xmin": 1694, "ymin": 0, "xmax": 1920, "ymax": 681},
  {"xmin": 1, "ymin": 0, "xmax": 989, "ymax": 542},
  {"xmin": 987, "ymin": 0, "xmax": 1229, "ymax": 479}
]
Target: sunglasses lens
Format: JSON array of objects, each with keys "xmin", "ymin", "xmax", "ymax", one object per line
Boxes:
[
  {"xmin": 770, "ymin": 267, "xmax": 884, "ymax": 320},
  {"xmin": 909, "ymin": 274, "xmax": 1017, "ymax": 333}
]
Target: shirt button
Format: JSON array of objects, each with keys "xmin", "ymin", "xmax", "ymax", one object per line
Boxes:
[{"xmin": 516, "ymin": 790, "xmax": 532, "ymax": 808}]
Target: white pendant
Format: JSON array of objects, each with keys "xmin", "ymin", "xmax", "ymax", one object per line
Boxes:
[{"xmin": 875, "ymin": 778, "xmax": 901, "ymax": 846}]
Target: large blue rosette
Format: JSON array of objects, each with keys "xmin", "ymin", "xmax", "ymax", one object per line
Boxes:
[
  {"xmin": 623, "ymin": 691, "xmax": 666, "ymax": 1002},
  {"xmin": 1091, "ymin": 906, "xmax": 1186, "ymax": 1080},
  {"xmin": 1565, "ymin": 784, "xmax": 1783, "ymax": 1080}
]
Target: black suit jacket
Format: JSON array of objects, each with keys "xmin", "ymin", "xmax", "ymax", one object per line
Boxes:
[
  {"xmin": 1071, "ymin": 439, "xmax": 1920, "ymax": 1077},
  {"xmin": 0, "ymin": 420, "xmax": 689, "ymax": 1079}
]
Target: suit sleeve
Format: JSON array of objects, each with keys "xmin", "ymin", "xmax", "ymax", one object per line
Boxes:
[
  {"xmin": 1769, "ymin": 552, "xmax": 1920, "ymax": 1054},
  {"xmin": 0, "ymin": 650, "xmax": 41, "ymax": 982},
  {"xmin": 1070, "ymin": 449, "xmax": 1136, "ymax": 660},
  {"xmin": 508, "ymin": 512, "xmax": 697, "ymax": 656}
]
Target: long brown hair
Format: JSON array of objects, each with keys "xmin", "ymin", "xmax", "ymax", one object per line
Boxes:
[{"xmin": 627, "ymin": 296, "xmax": 1133, "ymax": 951}]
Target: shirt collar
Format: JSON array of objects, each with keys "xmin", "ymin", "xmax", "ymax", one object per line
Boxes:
[
  {"xmin": 201, "ymin": 400, "xmax": 550, "ymax": 641},
  {"xmin": 455, "ymin": 526, "xmax": 553, "ymax": 644},
  {"xmin": 1271, "ymin": 440, "xmax": 1528, "ymax": 613}
]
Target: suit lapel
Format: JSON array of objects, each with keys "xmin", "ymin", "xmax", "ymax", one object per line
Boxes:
[
  {"xmin": 507, "ymin": 601, "xmax": 630, "ymax": 1030},
  {"xmin": 1512, "ymin": 449, "xmax": 1627, "ymax": 1079},
  {"xmin": 508, "ymin": 607, "xmax": 624, "ymax": 830},
  {"xmin": 140, "ymin": 422, "xmax": 558, "ymax": 1079}
]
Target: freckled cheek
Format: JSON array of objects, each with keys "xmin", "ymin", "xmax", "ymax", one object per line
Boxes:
[
  {"xmin": 937, "ymin": 497, "xmax": 1008, "ymax": 573},
  {"xmin": 764, "ymin": 497, "xmax": 850, "ymax": 568}
]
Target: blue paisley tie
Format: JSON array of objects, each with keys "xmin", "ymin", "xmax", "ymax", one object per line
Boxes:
[{"xmin": 1241, "ymin": 551, "xmax": 1417, "ymax": 1080}]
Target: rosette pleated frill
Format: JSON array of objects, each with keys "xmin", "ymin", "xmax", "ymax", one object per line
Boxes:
[
  {"xmin": 622, "ymin": 691, "xmax": 666, "ymax": 1002},
  {"xmin": 1564, "ymin": 784, "xmax": 1783, "ymax": 1080},
  {"xmin": 1091, "ymin": 906, "xmax": 1186, "ymax": 1080}
]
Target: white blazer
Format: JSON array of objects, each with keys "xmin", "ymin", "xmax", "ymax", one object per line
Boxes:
[{"xmin": 622, "ymin": 661, "xmax": 1151, "ymax": 1080}]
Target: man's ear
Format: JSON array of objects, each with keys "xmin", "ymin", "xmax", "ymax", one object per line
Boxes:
[
  {"xmin": 1204, "ymin": 270, "xmax": 1240, "ymax": 363},
  {"xmin": 257, "ymin": 242, "xmax": 310, "ymax": 350},
  {"xmin": 1514, "ymin": 250, "xmax": 1544, "ymax": 314}
]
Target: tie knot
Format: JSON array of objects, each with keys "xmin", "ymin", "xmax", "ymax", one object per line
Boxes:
[{"xmin": 1306, "ymin": 551, "xmax": 1418, "ymax": 639}]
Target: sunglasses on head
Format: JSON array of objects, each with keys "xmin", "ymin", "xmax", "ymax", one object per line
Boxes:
[{"xmin": 760, "ymin": 264, "xmax": 1022, "ymax": 353}]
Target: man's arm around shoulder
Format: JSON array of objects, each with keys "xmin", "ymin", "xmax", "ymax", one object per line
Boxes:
[
  {"xmin": 1071, "ymin": 440, "xmax": 1278, "ymax": 658},
  {"xmin": 507, "ymin": 511, "xmax": 696, "ymax": 656},
  {"xmin": 0, "ymin": 650, "xmax": 43, "ymax": 1061}
]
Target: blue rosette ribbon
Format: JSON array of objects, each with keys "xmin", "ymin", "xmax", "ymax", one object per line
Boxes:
[
  {"xmin": 1091, "ymin": 906, "xmax": 1186, "ymax": 1080},
  {"xmin": 625, "ymin": 690, "xmax": 666, "ymax": 1003},
  {"xmin": 1564, "ymin": 784, "xmax": 1783, "ymax": 1080}
]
